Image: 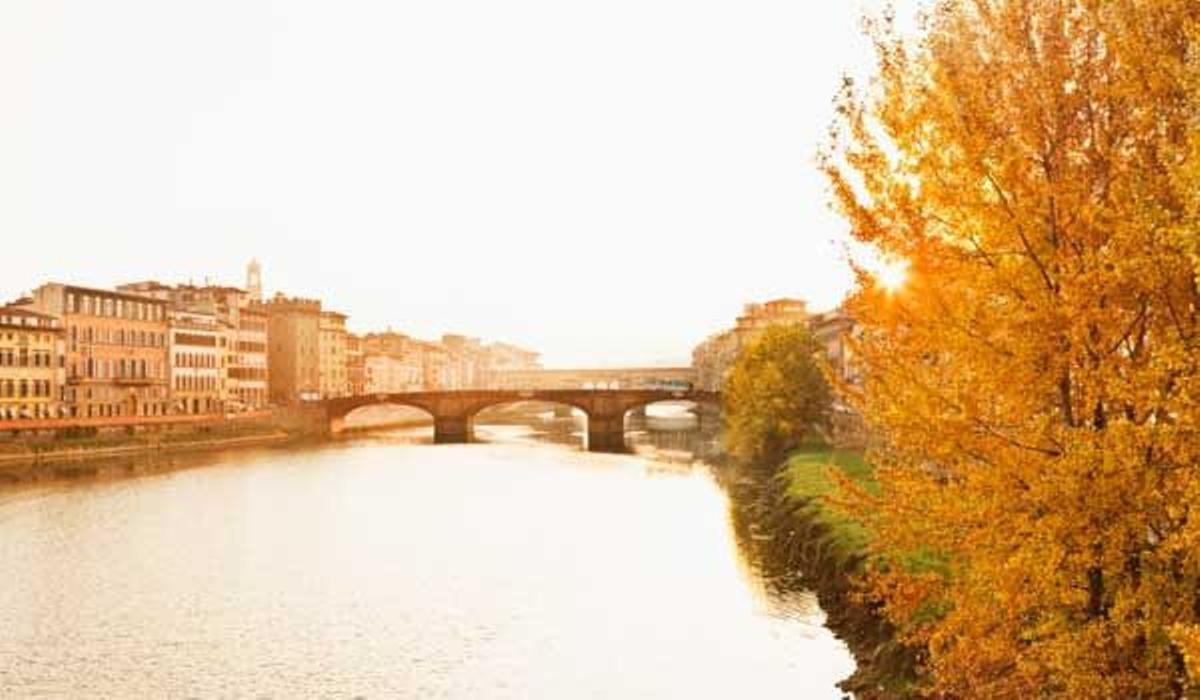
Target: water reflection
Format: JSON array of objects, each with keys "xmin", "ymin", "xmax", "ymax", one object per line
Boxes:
[{"xmin": 0, "ymin": 413, "xmax": 855, "ymax": 698}]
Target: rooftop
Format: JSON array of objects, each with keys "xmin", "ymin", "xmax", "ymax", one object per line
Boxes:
[{"xmin": 42, "ymin": 282, "xmax": 169, "ymax": 305}]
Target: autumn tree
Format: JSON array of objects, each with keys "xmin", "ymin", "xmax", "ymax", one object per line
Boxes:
[
  {"xmin": 722, "ymin": 323, "xmax": 832, "ymax": 465},
  {"xmin": 821, "ymin": 1, "xmax": 1200, "ymax": 696}
]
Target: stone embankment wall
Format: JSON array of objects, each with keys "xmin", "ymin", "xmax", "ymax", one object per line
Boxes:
[{"xmin": 0, "ymin": 406, "xmax": 336, "ymax": 478}]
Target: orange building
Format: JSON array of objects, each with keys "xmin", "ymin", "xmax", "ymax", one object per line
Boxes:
[{"xmin": 21, "ymin": 283, "xmax": 170, "ymax": 418}]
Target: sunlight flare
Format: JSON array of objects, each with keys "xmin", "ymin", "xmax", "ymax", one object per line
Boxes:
[{"xmin": 874, "ymin": 257, "xmax": 909, "ymax": 293}]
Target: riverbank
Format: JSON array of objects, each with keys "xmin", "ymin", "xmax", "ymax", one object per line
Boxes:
[
  {"xmin": 737, "ymin": 447, "xmax": 920, "ymax": 698},
  {"xmin": 0, "ymin": 423, "xmax": 296, "ymax": 485}
]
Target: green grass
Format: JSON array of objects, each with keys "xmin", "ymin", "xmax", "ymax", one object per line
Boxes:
[
  {"xmin": 781, "ymin": 446, "xmax": 877, "ymax": 555},
  {"xmin": 783, "ymin": 445, "xmax": 951, "ymax": 577}
]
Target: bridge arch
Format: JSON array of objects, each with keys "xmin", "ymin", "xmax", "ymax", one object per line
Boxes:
[
  {"xmin": 619, "ymin": 393, "xmax": 721, "ymax": 416},
  {"xmin": 337, "ymin": 401, "xmax": 437, "ymax": 435},
  {"xmin": 325, "ymin": 394, "xmax": 439, "ymax": 435},
  {"xmin": 462, "ymin": 395, "xmax": 592, "ymax": 420},
  {"xmin": 619, "ymin": 394, "xmax": 721, "ymax": 444},
  {"xmin": 469, "ymin": 399, "xmax": 589, "ymax": 447}
]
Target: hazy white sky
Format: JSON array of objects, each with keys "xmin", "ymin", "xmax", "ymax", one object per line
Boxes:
[{"xmin": 2, "ymin": 0, "xmax": 919, "ymax": 367}]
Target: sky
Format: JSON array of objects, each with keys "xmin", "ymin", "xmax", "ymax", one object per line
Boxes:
[{"xmin": 1, "ymin": 0, "xmax": 921, "ymax": 367}]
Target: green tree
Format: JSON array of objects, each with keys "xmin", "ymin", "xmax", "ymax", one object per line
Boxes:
[{"xmin": 722, "ymin": 324, "xmax": 832, "ymax": 465}]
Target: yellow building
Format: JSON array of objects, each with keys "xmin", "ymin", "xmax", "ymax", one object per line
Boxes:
[
  {"xmin": 0, "ymin": 306, "xmax": 64, "ymax": 420},
  {"xmin": 318, "ymin": 311, "xmax": 349, "ymax": 399}
]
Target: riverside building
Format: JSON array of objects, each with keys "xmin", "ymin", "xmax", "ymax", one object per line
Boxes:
[
  {"xmin": 232, "ymin": 304, "xmax": 269, "ymax": 410},
  {"xmin": 691, "ymin": 298, "xmax": 811, "ymax": 392},
  {"xmin": 119, "ymin": 268, "xmax": 270, "ymax": 413},
  {"xmin": 363, "ymin": 351, "xmax": 423, "ymax": 393},
  {"xmin": 19, "ymin": 283, "xmax": 170, "ymax": 418},
  {"xmin": 318, "ymin": 310, "xmax": 350, "ymax": 398},
  {"xmin": 167, "ymin": 307, "xmax": 226, "ymax": 415},
  {"xmin": 346, "ymin": 333, "xmax": 365, "ymax": 396},
  {"xmin": 265, "ymin": 294, "xmax": 321, "ymax": 403},
  {"xmin": 0, "ymin": 306, "xmax": 64, "ymax": 420}
]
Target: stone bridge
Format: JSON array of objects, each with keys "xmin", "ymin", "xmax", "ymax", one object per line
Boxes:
[
  {"xmin": 491, "ymin": 367, "xmax": 697, "ymax": 390},
  {"xmin": 321, "ymin": 389, "xmax": 720, "ymax": 452}
]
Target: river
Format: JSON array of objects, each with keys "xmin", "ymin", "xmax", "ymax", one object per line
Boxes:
[{"xmin": 0, "ymin": 414, "xmax": 855, "ymax": 698}]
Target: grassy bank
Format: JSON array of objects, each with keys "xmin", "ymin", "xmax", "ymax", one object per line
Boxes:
[
  {"xmin": 766, "ymin": 446, "xmax": 920, "ymax": 697},
  {"xmin": 782, "ymin": 447, "xmax": 877, "ymax": 555}
]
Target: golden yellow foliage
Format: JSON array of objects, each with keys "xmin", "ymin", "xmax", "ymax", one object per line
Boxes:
[{"xmin": 821, "ymin": 0, "xmax": 1200, "ymax": 696}]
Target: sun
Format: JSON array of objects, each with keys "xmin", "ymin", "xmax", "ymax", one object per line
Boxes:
[{"xmin": 875, "ymin": 257, "xmax": 910, "ymax": 293}]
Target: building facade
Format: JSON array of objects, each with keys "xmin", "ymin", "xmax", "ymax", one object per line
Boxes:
[
  {"xmin": 363, "ymin": 352, "xmax": 423, "ymax": 393},
  {"xmin": 809, "ymin": 308, "xmax": 859, "ymax": 386},
  {"xmin": 691, "ymin": 329, "xmax": 742, "ymax": 392},
  {"xmin": 232, "ymin": 304, "xmax": 269, "ymax": 410},
  {"xmin": 690, "ymin": 297, "xmax": 864, "ymax": 444},
  {"xmin": 346, "ymin": 333, "xmax": 365, "ymax": 396},
  {"xmin": 735, "ymin": 298, "xmax": 809, "ymax": 334},
  {"xmin": 264, "ymin": 294, "xmax": 321, "ymax": 403},
  {"xmin": 118, "ymin": 280, "xmax": 270, "ymax": 414},
  {"xmin": 168, "ymin": 307, "xmax": 226, "ymax": 414},
  {"xmin": 691, "ymin": 298, "xmax": 812, "ymax": 392},
  {"xmin": 0, "ymin": 306, "xmax": 64, "ymax": 420},
  {"xmin": 417, "ymin": 340, "xmax": 454, "ymax": 390},
  {"xmin": 479, "ymin": 342, "xmax": 542, "ymax": 387},
  {"xmin": 20, "ymin": 283, "xmax": 170, "ymax": 418},
  {"xmin": 441, "ymin": 334, "xmax": 484, "ymax": 389},
  {"xmin": 318, "ymin": 311, "xmax": 350, "ymax": 398}
]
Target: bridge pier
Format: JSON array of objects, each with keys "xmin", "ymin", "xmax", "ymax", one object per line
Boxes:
[
  {"xmin": 434, "ymin": 415, "xmax": 473, "ymax": 444},
  {"xmin": 587, "ymin": 413, "xmax": 627, "ymax": 453},
  {"xmin": 695, "ymin": 402, "xmax": 721, "ymax": 432}
]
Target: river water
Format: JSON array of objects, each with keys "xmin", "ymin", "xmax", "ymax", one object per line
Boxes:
[{"xmin": 0, "ymin": 416, "xmax": 855, "ymax": 698}]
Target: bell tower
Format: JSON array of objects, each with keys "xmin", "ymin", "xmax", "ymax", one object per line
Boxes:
[{"xmin": 246, "ymin": 259, "xmax": 263, "ymax": 302}]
